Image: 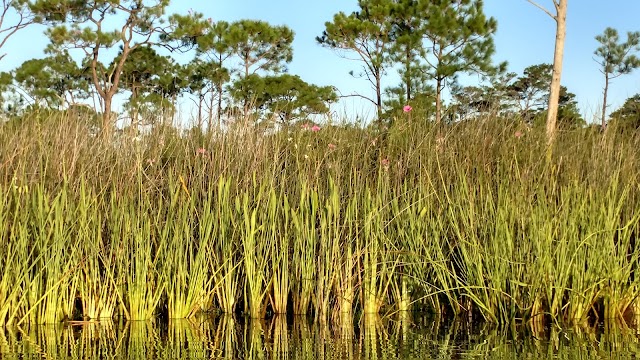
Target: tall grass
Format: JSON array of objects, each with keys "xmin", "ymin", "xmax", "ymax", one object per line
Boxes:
[{"xmin": 0, "ymin": 112, "xmax": 639, "ymax": 326}]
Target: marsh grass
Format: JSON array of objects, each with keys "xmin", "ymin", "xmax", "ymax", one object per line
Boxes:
[{"xmin": 0, "ymin": 111, "xmax": 639, "ymax": 327}]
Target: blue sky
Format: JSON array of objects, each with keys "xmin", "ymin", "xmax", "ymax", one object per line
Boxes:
[{"xmin": 3, "ymin": 0, "xmax": 640, "ymax": 123}]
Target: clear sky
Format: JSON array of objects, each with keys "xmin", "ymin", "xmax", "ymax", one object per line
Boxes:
[{"xmin": 3, "ymin": 0, "xmax": 640, "ymax": 123}]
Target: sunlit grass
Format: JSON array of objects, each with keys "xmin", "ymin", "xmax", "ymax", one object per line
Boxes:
[{"xmin": 0, "ymin": 111, "xmax": 638, "ymax": 326}]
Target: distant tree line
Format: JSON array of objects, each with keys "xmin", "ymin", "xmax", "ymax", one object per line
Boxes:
[{"xmin": 0, "ymin": 0, "xmax": 638, "ymax": 138}]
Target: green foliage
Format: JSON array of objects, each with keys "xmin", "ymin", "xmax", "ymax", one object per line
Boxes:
[
  {"xmin": 609, "ymin": 94, "xmax": 640, "ymax": 130},
  {"xmin": 507, "ymin": 63, "xmax": 553, "ymax": 116},
  {"xmin": 116, "ymin": 46, "xmax": 172, "ymax": 96},
  {"xmin": 595, "ymin": 28, "xmax": 640, "ymax": 76},
  {"xmin": 450, "ymin": 63, "xmax": 584, "ymax": 127},
  {"xmin": 594, "ymin": 27, "xmax": 640, "ymax": 126},
  {"xmin": 319, "ymin": 0, "xmax": 501, "ymax": 124},
  {"xmin": 228, "ymin": 19, "xmax": 294, "ymax": 76},
  {"xmin": 384, "ymin": 85, "xmax": 435, "ymax": 123},
  {"xmin": 418, "ymin": 0, "xmax": 502, "ymax": 123},
  {"xmin": 112, "ymin": 46, "xmax": 185, "ymax": 129},
  {"xmin": 318, "ymin": 0, "xmax": 395, "ymax": 119},
  {"xmin": 229, "ymin": 74, "xmax": 337, "ymax": 126},
  {"xmin": 165, "ymin": 16, "xmax": 234, "ymax": 128},
  {"xmin": 506, "ymin": 63, "xmax": 583, "ymax": 127},
  {"xmin": 387, "ymin": 0, "xmax": 429, "ymax": 103},
  {"xmin": 450, "ymin": 71, "xmax": 515, "ymax": 121},
  {"xmin": 533, "ymin": 86, "xmax": 585, "ymax": 129},
  {"xmin": 30, "ymin": 0, "xmax": 173, "ymax": 136},
  {"xmin": 183, "ymin": 58, "xmax": 229, "ymax": 129},
  {"xmin": 12, "ymin": 51, "xmax": 89, "ymax": 109},
  {"xmin": 0, "ymin": 71, "xmax": 15, "ymax": 113}
]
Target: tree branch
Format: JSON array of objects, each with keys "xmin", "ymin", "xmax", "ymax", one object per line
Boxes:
[
  {"xmin": 526, "ymin": 0, "xmax": 557, "ymax": 21},
  {"xmin": 337, "ymin": 92, "xmax": 377, "ymax": 107}
]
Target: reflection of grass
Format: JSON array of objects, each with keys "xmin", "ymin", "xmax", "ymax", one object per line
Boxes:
[
  {"xmin": 3, "ymin": 316, "xmax": 640, "ymax": 359},
  {"xmin": 0, "ymin": 113, "xmax": 639, "ymax": 327}
]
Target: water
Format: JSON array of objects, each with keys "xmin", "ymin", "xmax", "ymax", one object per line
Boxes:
[{"xmin": 1, "ymin": 314, "xmax": 640, "ymax": 359}]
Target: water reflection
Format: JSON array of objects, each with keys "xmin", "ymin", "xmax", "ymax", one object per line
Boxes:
[{"xmin": 1, "ymin": 314, "xmax": 640, "ymax": 359}]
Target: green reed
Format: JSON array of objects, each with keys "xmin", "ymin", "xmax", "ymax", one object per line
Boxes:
[
  {"xmin": 240, "ymin": 185, "xmax": 272, "ymax": 319},
  {"xmin": 289, "ymin": 182, "xmax": 318, "ymax": 315},
  {"xmin": 210, "ymin": 178, "xmax": 242, "ymax": 314},
  {"xmin": 0, "ymin": 111, "xmax": 639, "ymax": 326}
]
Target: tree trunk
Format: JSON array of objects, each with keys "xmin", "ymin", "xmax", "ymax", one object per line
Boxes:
[
  {"xmin": 205, "ymin": 92, "xmax": 214, "ymax": 132},
  {"xmin": 102, "ymin": 96, "xmax": 113, "ymax": 138},
  {"xmin": 545, "ymin": 0, "xmax": 567, "ymax": 143},
  {"xmin": 169, "ymin": 94, "xmax": 177, "ymax": 127},
  {"xmin": 217, "ymin": 83, "xmax": 224, "ymax": 130},
  {"xmin": 217, "ymin": 57, "xmax": 224, "ymax": 130},
  {"xmin": 601, "ymin": 73, "xmax": 609, "ymax": 129},
  {"xmin": 197, "ymin": 92, "xmax": 204, "ymax": 130},
  {"xmin": 376, "ymin": 73, "xmax": 383, "ymax": 120},
  {"xmin": 435, "ymin": 78, "xmax": 443, "ymax": 125},
  {"xmin": 130, "ymin": 85, "xmax": 139, "ymax": 136},
  {"xmin": 243, "ymin": 59, "xmax": 250, "ymax": 120},
  {"xmin": 405, "ymin": 45, "xmax": 412, "ymax": 101}
]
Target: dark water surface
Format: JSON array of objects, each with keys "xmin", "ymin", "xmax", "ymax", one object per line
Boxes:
[{"xmin": 2, "ymin": 314, "xmax": 640, "ymax": 359}]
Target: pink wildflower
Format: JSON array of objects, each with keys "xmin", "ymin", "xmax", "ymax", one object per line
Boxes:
[
  {"xmin": 515, "ymin": 130, "xmax": 524, "ymax": 139},
  {"xmin": 311, "ymin": 125, "xmax": 321, "ymax": 132},
  {"xmin": 196, "ymin": 148, "xmax": 207, "ymax": 155},
  {"xmin": 381, "ymin": 158, "xmax": 390, "ymax": 170},
  {"xmin": 403, "ymin": 105, "xmax": 413, "ymax": 113},
  {"xmin": 328, "ymin": 143, "xmax": 337, "ymax": 150}
]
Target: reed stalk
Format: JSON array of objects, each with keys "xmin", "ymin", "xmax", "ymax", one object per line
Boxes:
[
  {"xmin": 211, "ymin": 178, "xmax": 242, "ymax": 314},
  {"xmin": 269, "ymin": 189, "xmax": 290, "ymax": 314},
  {"xmin": 161, "ymin": 175, "xmax": 214, "ymax": 319},
  {"xmin": 241, "ymin": 187, "xmax": 271, "ymax": 319},
  {"xmin": 315, "ymin": 177, "xmax": 343, "ymax": 320},
  {"xmin": 0, "ymin": 113, "xmax": 638, "ymax": 325},
  {"xmin": 290, "ymin": 182, "xmax": 318, "ymax": 315}
]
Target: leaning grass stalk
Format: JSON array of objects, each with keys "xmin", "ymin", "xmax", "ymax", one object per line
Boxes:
[
  {"xmin": 75, "ymin": 180, "xmax": 117, "ymax": 319},
  {"xmin": 112, "ymin": 193, "xmax": 164, "ymax": 321},
  {"xmin": 315, "ymin": 177, "xmax": 342, "ymax": 321},
  {"xmin": 360, "ymin": 188, "xmax": 394, "ymax": 315},
  {"xmin": 290, "ymin": 182, "xmax": 318, "ymax": 315},
  {"xmin": 212, "ymin": 177, "xmax": 241, "ymax": 314},
  {"xmin": 241, "ymin": 187, "xmax": 271, "ymax": 319},
  {"xmin": 162, "ymin": 175, "xmax": 214, "ymax": 319},
  {"xmin": 270, "ymin": 190, "xmax": 290, "ymax": 314},
  {"xmin": 333, "ymin": 195, "xmax": 358, "ymax": 316},
  {"xmin": 17, "ymin": 184, "xmax": 80, "ymax": 324}
]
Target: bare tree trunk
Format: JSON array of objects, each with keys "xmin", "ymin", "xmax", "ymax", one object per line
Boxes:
[
  {"xmin": 435, "ymin": 78, "xmax": 443, "ymax": 125},
  {"xmin": 601, "ymin": 73, "xmax": 609, "ymax": 129},
  {"xmin": 375, "ymin": 74, "xmax": 383, "ymax": 120},
  {"xmin": 197, "ymin": 92, "xmax": 204, "ymax": 130},
  {"xmin": 546, "ymin": 1, "xmax": 567, "ymax": 143},
  {"xmin": 405, "ymin": 45, "xmax": 412, "ymax": 101},
  {"xmin": 528, "ymin": 0, "xmax": 568, "ymax": 144},
  {"xmin": 129, "ymin": 86, "xmax": 139, "ymax": 136},
  {"xmin": 216, "ymin": 88, "xmax": 223, "ymax": 130},
  {"xmin": 102, "ymin": 96, "xmax": 113, "ymax": 137}
]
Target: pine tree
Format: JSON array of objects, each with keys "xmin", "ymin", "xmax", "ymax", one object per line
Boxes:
[
  {"xmin": 29, "ymin": 0, "xmax": 173, "ymax": 138},
  {"xmin": 417, "ymin": 0, "xmax": 500, "ymax": 124},
  {"xmin": 318, "ymin": 0, "xmax": 395, "ymax": 120},
  {"xmin": 594, "ymin": 27, "xmax": 640, "ymax": 129}
]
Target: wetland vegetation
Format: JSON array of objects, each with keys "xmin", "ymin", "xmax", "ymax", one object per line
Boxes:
[{"xmin": 0, "ymin": 113, "xmax": 639, "ymax": 329}]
